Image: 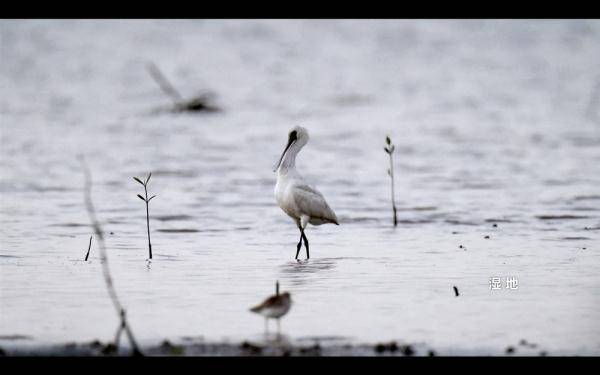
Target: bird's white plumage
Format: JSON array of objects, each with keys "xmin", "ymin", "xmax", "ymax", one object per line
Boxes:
[
  {"xmin": 277, "ymin": 179, "xmax": 338, "ymax": 226},
  {"xmin": 274, "ymin": 126, "xmax": 339, "ymax": 229}
]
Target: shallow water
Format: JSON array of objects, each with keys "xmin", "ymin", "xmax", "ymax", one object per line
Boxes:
[{"xmin": 1, "ymin": 19, "xmax": 600, "ymax": 355}]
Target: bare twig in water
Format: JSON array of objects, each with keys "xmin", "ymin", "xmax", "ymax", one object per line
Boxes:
[
  {"xmin": 84, "ymin": 235, "xmax": 93, "ymax": 261},
  {"xmin": 146, "ymin": 62, "xmax": 185, "ymax": 106},
  {"xmin": 81, "ymin": 158, "xmax": 142, "ymax": 356},
  {"xmin": 134, "ymin": 173, "xmax": 155, "ymax": 260},
  {"xmin": 384, "ymin": 136, "xmax": 398, "ymax": 226},
  {"xmin": 146, "ymin": 62, "xmax": 220, "ymax": 113}
]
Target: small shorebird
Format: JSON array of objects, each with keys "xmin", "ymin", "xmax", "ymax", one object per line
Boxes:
[
  {"xmin": 273, "ymin": 126, "xmax": 339, "ymax": 260},
  {"xmin": 250, "ymin": 281, "xmax": 292, "ymax": 333}
]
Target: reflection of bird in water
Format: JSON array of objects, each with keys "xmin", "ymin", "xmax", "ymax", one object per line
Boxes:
[
  {"xmin": 250, "ymin": 281, "xmax": 292, "ymax": 334},
  {"xmin": 273, "ymin": 126, "xmax": 339, "ymax": 260}
]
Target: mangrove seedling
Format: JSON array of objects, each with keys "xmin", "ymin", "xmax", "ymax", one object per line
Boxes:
[
  {"xmin": 384, "ymin": 135, "xmax": 398, "ymax": 226},
  {"xmin": 134, "ymin": 173, "xmax": 155, "ymax": 260}
]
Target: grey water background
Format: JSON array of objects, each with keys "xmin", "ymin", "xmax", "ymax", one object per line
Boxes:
[{"xmin": 1, "ymin": 19, "xmax": 600, "ymax": 355}]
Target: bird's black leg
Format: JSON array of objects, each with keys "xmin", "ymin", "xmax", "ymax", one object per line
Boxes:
[
  {"xmin": 301, "ymin": 229, "xmax": 309, "ymax": 259},
  {"xmin": 295, "ymin": 227, "xmax": 303, "ymax": 260}
]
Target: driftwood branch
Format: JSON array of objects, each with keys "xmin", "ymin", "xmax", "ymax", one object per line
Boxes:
[
  {"xmin": 146, "ymin": 62, "xmax": 185, "ymax": 105},
  {"xmin": 81, "ymin": 157, "xmax": 143, "ymax": 356},
  {"xmin": 146, "ymin": 62, "xmax": 221, "ymax": 113}
]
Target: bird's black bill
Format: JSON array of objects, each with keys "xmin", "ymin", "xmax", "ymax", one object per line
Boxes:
[{"xmin": 273, "ymin": 131, "xmax": 297, "ymax": 172}]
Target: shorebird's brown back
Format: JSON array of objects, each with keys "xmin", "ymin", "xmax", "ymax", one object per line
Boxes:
[{"xmin": 250, "ymin": 292, "xmax": 291, "ymax": 313}]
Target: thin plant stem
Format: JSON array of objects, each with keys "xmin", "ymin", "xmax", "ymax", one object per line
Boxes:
[
  {"xmin": 84, "ymin": 235, "xmax": 93, "ymax": 261},
  {"xmin": 389, "ymin": 152, "xmax": 397, "ymax": 227},
  {"xmin": 145, "ymin": 183, "xmax": 152, "ymax": 259},
  {"xmin": 135, "ymin": 175, "xmax": 153, "ymax": 260},
  {"xmin": 385, "ymin": 136, "xmax": 398, "ymax": 227}
]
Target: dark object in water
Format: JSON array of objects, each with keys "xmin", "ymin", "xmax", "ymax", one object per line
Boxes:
[
  {"xmin": 89, "ymin": 340, "xmax": 102, "ymax": 349},
  {"xmin": 519, "ymin": 339, "xmax": 538, "ymax": 349},
  {"xmin": 505, "ymin": 346, "xmax": 515, "ymax": 354},
  {"xmin": 84, "ymin": 235, "xmax": 92, "ymax": 261},
  {"xmin": 453, "ymin": 286, "xmax": 459, "ymax": 297},
  {"xmin": 536, "ymin": 215, "xmax": 589, "ymax": 220},
  {"xmin": 160, "ymin": 340, "xmax": 184, "ymax": 355},
  {"xmin": 492, "ymin": 223, "xmax": 498, "ymax": 227},
  {"xmin": 400, "ymin": 344, "xmax": 414, "ymax": 356},
  {"xmin": 134, "ymin": 173, "xmax": 155, "ymax": 260},
  {"xmin": 484, "ymin": 235, "xmax": 490, "ymax": 239},
  {"xmin": 147, "ymin": 62, "xmax": 220, "ymax": 113},
  {"xmin": 240, "ymin": 341, "xmax": 263, "ymax": 355},
  {"xmin": 160, "ymin": 339, "xmax": 174, "ymax": 349},
  {"xmin": 101, "ymin": 343, "xmax": 117, "ymax": 355},
  {"xmin": 374, "ymin": 341, "xmax": 398, "ymax": 353},
  {"xmin": 157, "ymin": 228, "xmax": 199, "ymax": 233},
  {"xmin": 173, "ymin": 94, "xmax": 220, "ymax": 113},
  {"xmin": 428, "ymin": 350, "xmax": 436, "ymax": 356},
  {"xmin": 299, "ymin": 343, "xmax": 322, "ymax": 355}
]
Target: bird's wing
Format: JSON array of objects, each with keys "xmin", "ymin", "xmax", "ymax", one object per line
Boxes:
[
  {"xmin": 292, "ymin": 184, "xmax": 339, "ymax": 224},
  {"xmin": 250, "ymin": 294, "xmax": 286, "ymax": 312},
  {"xmin": 250, "ymin": 295, "xmax": 275, "ymax": 312}
]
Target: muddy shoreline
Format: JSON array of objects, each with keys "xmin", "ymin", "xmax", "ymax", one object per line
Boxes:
[{"xmin": 1, "ymin": 338, "xmax": 552, "ymax": 356}]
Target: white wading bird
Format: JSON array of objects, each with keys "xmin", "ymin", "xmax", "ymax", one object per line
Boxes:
[{"xmin": 273, "ymin": 126, "xmax": 339, "ymax": 260}]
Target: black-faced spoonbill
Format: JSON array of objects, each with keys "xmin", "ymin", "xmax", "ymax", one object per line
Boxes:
[
  {"xmin": 273, "ymin": 126, "xmax": 339, "ymax": 260},
  {"xmin": 250, "ymin": 281, "xmax": 292, "ymax": 333}
]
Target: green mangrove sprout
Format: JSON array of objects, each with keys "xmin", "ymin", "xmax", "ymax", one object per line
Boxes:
[{"xmin": 134, "ymin": 173, "xmax": 155, "ymax": 260}]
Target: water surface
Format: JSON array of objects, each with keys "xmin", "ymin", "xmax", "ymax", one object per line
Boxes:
[{"xmin": 1, "ymin": 20, "xmax": 600, "ymax": 355}]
